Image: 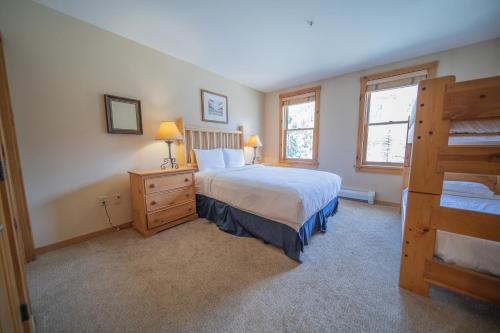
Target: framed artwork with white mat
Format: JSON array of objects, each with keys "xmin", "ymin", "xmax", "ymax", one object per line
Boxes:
[{"xmin": 201, "ymin": 89, "xmax": 228, "ymax": 124}]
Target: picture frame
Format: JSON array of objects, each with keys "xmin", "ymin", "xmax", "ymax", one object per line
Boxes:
[
  {"xmin": 104, "ymin": 94, "xmax": 143, "ymax": 135},
  {"xmin": 201, "ymin": 89, "xmax": 228, "ymax": 124}
]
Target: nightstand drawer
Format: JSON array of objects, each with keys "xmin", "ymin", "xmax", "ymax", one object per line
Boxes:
[
  {"xmin": 145, "ymin": 172, "xmax": 193, "ymax": 194},
  {"xmin": 147, "ymin": 201, "xmax": 196, "ymax": 229},
  {"xmin": 146, "ymin": 187, "xmax": 195, "ymax": 212}
]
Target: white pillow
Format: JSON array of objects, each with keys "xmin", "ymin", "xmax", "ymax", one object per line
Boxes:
[
  {"xmin": 222, "ymin": 149, "xmax": 245, "ymax": 168},
  {"xmin": 193, "ymin": 148, "xmax": 225, "ymax": 172},
  {"xmin": 443, "ymin": 181, "xmax": 494, "ymax": 196}
]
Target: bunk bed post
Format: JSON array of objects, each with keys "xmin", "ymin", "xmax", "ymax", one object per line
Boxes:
[{"xmin": 399, "ymin": 76, "xmax": 455, "ymax": 296}]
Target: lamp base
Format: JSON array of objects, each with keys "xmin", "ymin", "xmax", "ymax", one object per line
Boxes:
[
  {"xmin": 160, "ymin": 157, "xmax": 179, "ymax": 170},
  {"xmin": 160, "ymin": 140, "xmax": 179, "ymax": 169},
  {"xmin": 252, "ymin": 147, "xmax": 257, "ymax": 164}
]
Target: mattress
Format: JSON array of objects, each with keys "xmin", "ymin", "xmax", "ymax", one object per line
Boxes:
[
  {"xmin": 409, "ymin": 101, "xmax": 500, "ymax": 134},
  {"xmin": 402, "ymin": 188, "xmax": 500, "ymax": 276},
  {"xmin": 448, "ymin": 135, "xmax": 500, "ymax": 145},
  {"xmin": 449, "ymin": 119, "xmax": 500, "ymax": 134},
  {"xmin": 195, "ymin": 164, "xmax": 342, "ymax": 231},
  {"xmin": 407, "ymin": 101, "xmax": 500, "ymax": 145}
]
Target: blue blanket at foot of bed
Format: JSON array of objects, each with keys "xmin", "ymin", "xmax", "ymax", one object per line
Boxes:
[{"xmin": 196, "ymin": 194, "xmax": 339, "ymax": 262}]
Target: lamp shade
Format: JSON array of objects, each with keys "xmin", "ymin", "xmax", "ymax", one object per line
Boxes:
[
  {"xmin": 155, "ymin": 121, "xmax": 183, "ymax": 141},
  {"xmin": 246, "ymin": 134, "xmax": 262, "ymax": 147}
]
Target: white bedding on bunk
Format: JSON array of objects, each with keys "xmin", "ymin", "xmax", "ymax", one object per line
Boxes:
[
  {"xmin": 409, "ymin": 101, "xmax": 500, "ymax": 134},
  {"xmin": 402, "ymin": 188, "xmax": 500, "ymax": 276},
  {"xmin": 407, "ymin": 102, "xmax": 500, "ymax": 145},
  {"xmin": 450, "ymin": 119, "xmax": 500, "ymax": 134},
  {"xmin": 195, "ymin": 164, "xmax": 342, "ymax": 231},
  {"xmin": 448, "ymin": 135, "xmax": 500, "ymax": 145}
]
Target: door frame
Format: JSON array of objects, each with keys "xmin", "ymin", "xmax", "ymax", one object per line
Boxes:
[
  {"xmin": 0, "ymin": 212, "xmax": 23, "ymax": 333},
  {"xmin": 0, "ymin": 93, "xmax": 34, "ymax": 333},
  {"xmin": 0, "ymin": 32, "xmax": 34, "ymax": 332},
  {"xmin": 0, "ymin": 32, "xmax": 35, "ymax": 262}
]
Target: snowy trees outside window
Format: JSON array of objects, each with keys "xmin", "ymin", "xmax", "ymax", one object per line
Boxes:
[
  {"xmin": 279, "ymin": 86, "xmax": 320, "ymax": 164},
  {"xmin": 365, "ymin": 85, "xmax": 417, "ymax": 164}
]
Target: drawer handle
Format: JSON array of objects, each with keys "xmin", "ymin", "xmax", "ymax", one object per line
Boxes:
[
  {"xmin": 184, "ymin": 178, "xmax": 189, "ymax": 182},
  {"xmin": 149, "ymin": 183, "xmax": 156, "ymax": 188},
  {"xmin": 188, "ymin": 207, "xmax": 193, "ymax": 211},
  {"xmin": 150, "ymin": 201, "xmax": 157, "ymax": 205},
  {"xmin": 185, "ymin": 193, "xmax": 190, "ymax": 197}
]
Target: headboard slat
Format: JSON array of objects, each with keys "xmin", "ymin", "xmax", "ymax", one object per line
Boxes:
[{"xmin": 181, "ymin": 121, "xmax": 244, "ymax": 168}]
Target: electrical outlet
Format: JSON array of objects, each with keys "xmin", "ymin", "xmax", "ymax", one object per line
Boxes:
[
  {"xmin": 111, "ymin": 192, "xmax": 122, "ymax": 205},
  {"xmin": 98, "ymin": 195, "xmax": 107, "ymax": 206}
]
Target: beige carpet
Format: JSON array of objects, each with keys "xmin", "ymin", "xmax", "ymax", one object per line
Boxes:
[{"xmin": 27, "ymin": 199, "xmax": 500, "ymax": 333}]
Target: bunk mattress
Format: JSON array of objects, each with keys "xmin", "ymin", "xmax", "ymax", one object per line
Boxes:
[
  {"xmin": 409, "ymin": 101, "xmax": 500, "ymax": 134},
  {"xmin": 402, "ymin": 188, "xmax": 500, "ymax": 277},
  {"xmin": 407, "ymin": 101, "xmax": 500, "ymax": 144},
  {"xmin": 448, "ymin": 135, "xmax": 500, "ymax": 145}
]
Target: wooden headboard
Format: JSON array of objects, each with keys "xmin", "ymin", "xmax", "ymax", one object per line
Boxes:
[{"xmin": 175, "ymin": 118, "xmax": 244, "ymax": 168}]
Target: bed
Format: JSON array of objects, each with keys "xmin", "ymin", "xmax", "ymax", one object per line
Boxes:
[
  {"xmin": 399, "ymin": 75, "xmax": 500, "ymax": 304},
  {"xmin": 402, "ymin": 184, "xmax": 500, "ymax": 277},
  {"xmin": 196, "ymin": 164, "xmax": 341, "ymax": 261},
  {"xmin": 173, "ymin": 119, "xmax": 342, "ymax": 262}
]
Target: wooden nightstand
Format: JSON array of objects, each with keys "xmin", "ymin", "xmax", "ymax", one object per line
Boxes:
[{"xmin": 128, "ymin": 168, "xmax": 198, "ymax": 237}]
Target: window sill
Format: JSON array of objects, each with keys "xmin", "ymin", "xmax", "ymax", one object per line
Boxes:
[
  {"xmin": 278, "ymin": 159, "xmax": 319, "ymax": 168},
  {"xmin": 355, "ymin": 164, "xmax": 403, "ymax": 175}
]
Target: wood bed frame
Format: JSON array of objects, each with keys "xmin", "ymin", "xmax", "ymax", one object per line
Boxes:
[
  {"xmin": 174, "ymin": 118, "xmax": 244, "ymax": 168},
  {"xmin": 400, "ymin": 75, "xmax": 500, "ymax": 304}
]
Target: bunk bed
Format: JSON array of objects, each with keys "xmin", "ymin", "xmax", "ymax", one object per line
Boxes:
[{"xmin": 400, "ymin": 75, "xmax": 500, "ymax": 304}]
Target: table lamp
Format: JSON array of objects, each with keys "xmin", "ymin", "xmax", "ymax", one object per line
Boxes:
[
  {"xmin": 246, "ymin": 134, "xmax": 262, "ymax": 164},
  {"xmin": 155, "ymin": 121, "xmax": 183, "ymax": 169}
]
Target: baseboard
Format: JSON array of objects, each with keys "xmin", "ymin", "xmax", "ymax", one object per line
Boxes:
[
  {"xmin": 35, "ymin": 221, "xmax": 132, "ymax": 255},
  {"xmin": 339, "ymin": 187, "xmax": 375, "ymax": 204},
  {"xmin": 374, "ymin": 200, "xmax": 400, "ymax": 207}
]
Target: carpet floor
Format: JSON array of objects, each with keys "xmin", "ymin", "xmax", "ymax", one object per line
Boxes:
[{"xmin": 27, "ymin": 199, "xmax": 500, "ymax": 333}]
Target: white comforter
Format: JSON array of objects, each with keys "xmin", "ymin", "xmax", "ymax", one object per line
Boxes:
[
  {"xmin": 195, "ymin": 165, "xmax": 342, "ymax": 231},
  {"xmin": 402, "ymin": 189, "xmax": 500, "ymax": 276}
]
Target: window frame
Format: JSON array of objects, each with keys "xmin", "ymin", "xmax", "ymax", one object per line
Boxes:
[
  {"xmin": 355, "ymin": 62, "xmax": 438, "ymax": 174},
  {"xmin": 279, "ymin": 86, "xmax": 321, "ymax": 167}
]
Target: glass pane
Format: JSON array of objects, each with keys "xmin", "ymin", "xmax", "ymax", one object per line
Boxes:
[
  {"xmin": 286, "ymin": 101, "xmax": 315, "ymax": 129},
  {"xmin": 368, "ymin": 85, "xmax": 418, "ymax": 124},
  {"xmin": 365, "ymin": 123, "xmax": 407, "ymax": 163},
  {"xmin": 286, "ymin": 129, "xmax": 313, "ymax": 159}
]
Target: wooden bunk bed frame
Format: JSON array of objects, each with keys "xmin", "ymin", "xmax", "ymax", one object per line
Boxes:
[{"xmin": 400, "ymin": 75, "xmax": 500, "ymax": 304}]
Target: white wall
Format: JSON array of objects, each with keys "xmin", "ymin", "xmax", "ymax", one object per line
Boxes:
[
  {"xmin": 264, "ymin": 38, "xmax": 500, "ymax": 204},
  {"xmin": 0, "ymin": 0, "xmax": 264, "ymax": 247}
]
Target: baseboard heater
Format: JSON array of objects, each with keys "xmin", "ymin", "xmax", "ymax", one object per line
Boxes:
[{"xmin": 339, "ymin": 188, "xmax": 375, "ymax": 204}]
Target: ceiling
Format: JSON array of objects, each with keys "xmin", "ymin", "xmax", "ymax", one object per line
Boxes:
[{"xmin": 35, "ymin": 0, "xmax": 500, "ymax": 92}]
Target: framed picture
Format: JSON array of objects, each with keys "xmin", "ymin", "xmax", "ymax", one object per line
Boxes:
[
  {"xmin": 104, "ymin": 94, "xmax": 143, "ymax": 135},
  {"xmin": 201, "ymin": 89, "xmax": 228, "ymax": 124}
]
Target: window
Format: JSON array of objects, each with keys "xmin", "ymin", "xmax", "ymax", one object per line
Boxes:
[
  {"xmin": 279, "ymin": 86, "xmax": 320, "ymax": 166},
  {"xmin": 356, "ymin": 62, "xmax": 437, "ymax": 174}
]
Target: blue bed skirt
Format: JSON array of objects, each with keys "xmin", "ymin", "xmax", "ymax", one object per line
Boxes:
[{"xmin": 196, "ymin": 194, "xmax": 339, "ymax": 262}]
